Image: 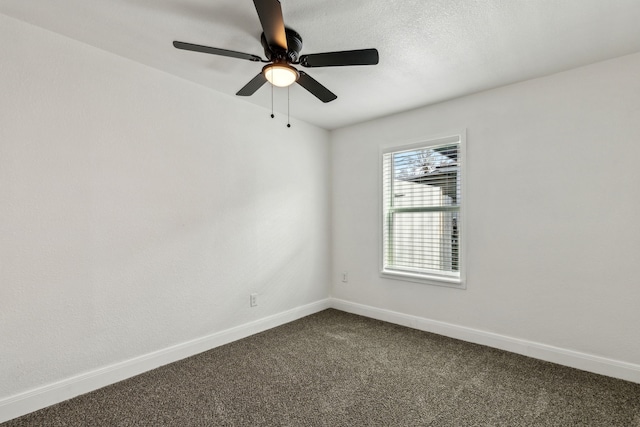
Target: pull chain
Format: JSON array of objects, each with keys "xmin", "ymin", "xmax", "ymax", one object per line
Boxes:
[
  {"xmin": 270, "ymin": 83, "xmax": 274, "ymax": 118},
  {"xmin": 287, "ymin": 86, "xmax": 291, "ymax": 128}
]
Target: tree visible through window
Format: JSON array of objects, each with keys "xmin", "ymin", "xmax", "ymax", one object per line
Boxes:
[{"xmin": 381, "ymin": 137, "xmax": 462, "ymax": 285}]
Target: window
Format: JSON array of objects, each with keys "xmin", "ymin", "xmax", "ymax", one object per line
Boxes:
[{"xmin": 381, "ymin": 135, "xmax": 464, "ymax": 287}]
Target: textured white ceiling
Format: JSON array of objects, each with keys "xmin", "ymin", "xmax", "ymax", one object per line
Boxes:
[{"xmin": 2, "ymin": 0, "xmax": 640, "ymax": 129}]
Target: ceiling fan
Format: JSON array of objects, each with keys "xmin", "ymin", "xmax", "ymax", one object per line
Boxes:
[{"xmin": 173, "ymin": 0, "xmax": 379, "ymax": 103}]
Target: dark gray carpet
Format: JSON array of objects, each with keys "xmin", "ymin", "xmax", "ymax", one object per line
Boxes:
[{"xmin": 3, "ymin": 309, "xmax": 640, "ymax": 426}]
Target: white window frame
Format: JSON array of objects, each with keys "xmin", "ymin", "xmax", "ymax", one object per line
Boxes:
[{"xmin": 379, "ymin": 132, "xmax": 466, "ymax": 289}]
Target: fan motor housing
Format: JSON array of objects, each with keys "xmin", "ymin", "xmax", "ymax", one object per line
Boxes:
[{"xmin": 261, "ymin": 28, "xmax": 303, "ymax": 63}]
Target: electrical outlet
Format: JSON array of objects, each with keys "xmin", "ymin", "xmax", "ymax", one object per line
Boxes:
[
  {"xmin": 250, "ymin": 293, "xmax": 258, "ymax": 307},
  {"xmin": 341, "ymin": 272, "xmax": 348, "ymax": 283}
]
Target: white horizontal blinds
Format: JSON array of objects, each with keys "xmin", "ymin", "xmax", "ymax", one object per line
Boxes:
[{"xmin": 383, "ymin": 141, "xmax": 461, "ymax": 277}]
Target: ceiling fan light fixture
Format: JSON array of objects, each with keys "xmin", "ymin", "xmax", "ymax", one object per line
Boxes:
[
  {"xmin": 263, "ymin": 63, "xmax": 299, "ymax": 87},
  {"xmin": 174, "ymin": 0, "xmax": 378, "ymax": 103}
]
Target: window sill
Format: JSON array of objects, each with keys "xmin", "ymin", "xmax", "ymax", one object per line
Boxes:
[{"xmin": 380, "ymin": 268, "xmax": 465, "ymax": 289}]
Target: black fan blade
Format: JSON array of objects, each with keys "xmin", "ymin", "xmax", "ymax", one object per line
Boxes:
[
  {"xmin": 299, "ymin": 48, "xmax": 379, "ymax": 68},
  {"xmin": 253, "ymin": 0, "xmax": 287, "ymax": 51},
  {"xmin": 297, "ymin": 71, "xmax": 337, "ymax": 103},
  {"xmin": 236, "ymin": 73, "xmax": 268, "ymax": 96},
  {"xmin": 173, "ymin": 41, "xmax": 262, "ymax": 62}
]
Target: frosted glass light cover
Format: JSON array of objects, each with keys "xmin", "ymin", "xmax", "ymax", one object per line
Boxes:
[{"xmin": 264, "ymin": 64, "xmax": 298, "ymax": 87}]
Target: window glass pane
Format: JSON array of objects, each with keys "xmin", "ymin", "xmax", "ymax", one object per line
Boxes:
[
  {"xmin": 389, "ymin": 211, "xmax": 459, "ymax": 273},
  {"xmin": 392, "ymin": 145, "xmax": 460, "ymax": 209}
]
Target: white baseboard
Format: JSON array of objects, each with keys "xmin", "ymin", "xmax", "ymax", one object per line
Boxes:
[
  {"xmin": 330, "ymin": 298, "xmax": 640, "ymax": 384},
  {"xmin": 0, "ymin": 299, "xmax": 331, "ymax": 424}
]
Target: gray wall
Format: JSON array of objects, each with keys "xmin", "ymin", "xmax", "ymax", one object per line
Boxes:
[
  {"xmin": 331, "ymin": 52, "xmax": 640, "ymax": 371},
  {"xmin": 0, "ymin": 14, "xmax": 331, "ymax": 401}
]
